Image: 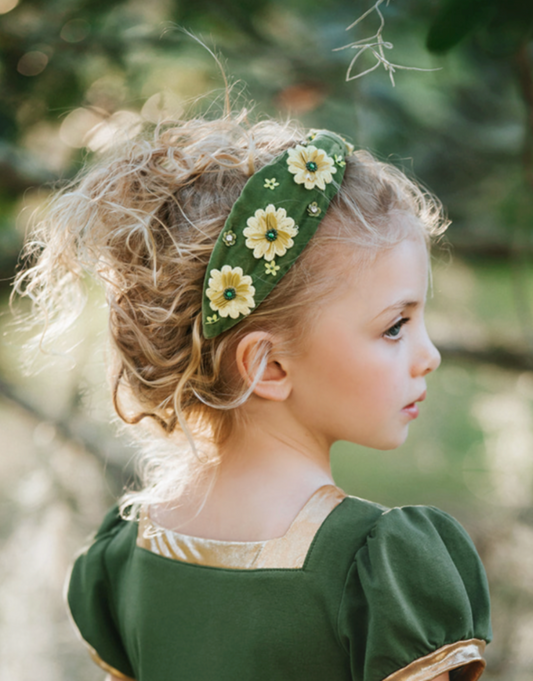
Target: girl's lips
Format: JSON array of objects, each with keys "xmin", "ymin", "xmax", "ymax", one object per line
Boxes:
[
  {"xmin": 402, "ymin": 392, "xmax": 425, "ymax": 419},
  {"xmin": 402, "ymin": 403, "xmax": 419, "ymax": 419}
]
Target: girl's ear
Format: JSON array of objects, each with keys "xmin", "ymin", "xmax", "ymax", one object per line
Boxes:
[{"xmin": 235, "ymin": 331, "xmax": 292, "ymax": 402}]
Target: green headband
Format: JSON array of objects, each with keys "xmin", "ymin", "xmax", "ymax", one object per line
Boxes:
[{"xmin": 201, "ymin": 129, "xmax": 352, "ymax": 338}]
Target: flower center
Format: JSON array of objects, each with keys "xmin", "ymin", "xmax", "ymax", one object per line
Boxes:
[
  {"xmin": 306, "ymin": 161, "xmax": 318, "ymax": 172},
  {"xmin": 223, "ymin": 287, "xmax": 237, "ymax": 301},
  {"xmin": 265, "ymin": 228, "xmax": 278, "ymax": 242}
]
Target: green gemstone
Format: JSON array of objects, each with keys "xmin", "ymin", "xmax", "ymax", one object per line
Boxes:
[
  {"xmin": 266, "ymin": 228, "xmax": 278, "ymax": 242},
  {"xmin": 306, "ymin": 161, "xmax": 318, "ymax": 172},
  {"xmin": 223, "ymin": 287, "xmax": 236, "ymax": 300}
]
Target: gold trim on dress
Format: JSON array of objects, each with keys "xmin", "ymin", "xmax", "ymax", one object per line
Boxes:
[
  {"xmin": 137, "ymin": 484, "xmax": 347, "ymax": 569},
  {"xmin": 383, "ymin": 639, "xmax": 487, "ymax": 681},
  {"xmin": 87, "ymin": 645, "xmax": 135, "ymax": 679}
]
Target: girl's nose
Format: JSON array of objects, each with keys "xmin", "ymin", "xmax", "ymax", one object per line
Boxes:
[
  {"xmin": 414, "ymin": 327, "xmax": 441, "ymax": 377},
  {"xmin": 423, "ymin": 339, "xmax": 441, "ymax": 376}
]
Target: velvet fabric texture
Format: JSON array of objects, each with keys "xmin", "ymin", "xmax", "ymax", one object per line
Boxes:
[
  {"xmin": 201, "ymin": 130, "xmax": 349, "ymax": 338},
  {"xmin": 67, "ymin": 497, "xmax": 491, "ymax": 681}
]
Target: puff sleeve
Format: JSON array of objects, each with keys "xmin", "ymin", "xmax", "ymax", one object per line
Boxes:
[
  {"xmin": 67, "ymin": 505, "xmax": 136, "ymax": 680},
  {"xmin": 337, "ymin": 505, "xmax": 492, "ymax": 681}
]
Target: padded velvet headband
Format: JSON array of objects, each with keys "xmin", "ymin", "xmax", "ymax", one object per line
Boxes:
[{"xmin": 201, "ymin": 129, "xmax": 352, "ymax": 338}]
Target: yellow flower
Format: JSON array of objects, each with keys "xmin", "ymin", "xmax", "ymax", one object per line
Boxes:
[
  {"xmin": 206, "ymin": 266, "xmax": 255, "ymax": 319},
  {"xmin": 287, "ymin": 144, "xmax": 336, "ymax": 190},
  {"xmin": 243, "ymin": 204, "xmax": 299, "ymax": 261},
  {"xmin": 264, "ymin": 260, "xmax": 280, "ymax": 276},
  {"xmin": 264, "ymin": 178, "xmax": 279, "ymax": 190}
]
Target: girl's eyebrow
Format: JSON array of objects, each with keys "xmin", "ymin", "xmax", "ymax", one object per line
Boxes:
[{"xmin": 374, "ymin": 299, "xmax": 419, "ymax": 320}]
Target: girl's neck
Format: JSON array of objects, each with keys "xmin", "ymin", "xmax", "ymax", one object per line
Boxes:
[{"xmin": 153, "ymin": 402, "xmax": 334, "ymax": 542}]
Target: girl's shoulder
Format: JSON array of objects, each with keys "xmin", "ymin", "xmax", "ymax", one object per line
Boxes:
[
  {"xmin": 335, "ymin": 498, "xmax": 492, "ymax": 681},
  {"xmin": 67, "ymin": 504, "xmax": 137, "ymax": 679},
  {"xmin": 315, "ymin": 492, "xmax": 480, "ymax": 567},
  {"xmin": 336, "ymin": 494, "xmax": 480, "ymax": 556},
  {"xmin": 332, "ymin": 496, "xmax": 492, "ymax": 616}
]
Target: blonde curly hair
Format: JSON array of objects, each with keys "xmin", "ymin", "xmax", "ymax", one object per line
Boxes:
[{"xmin": 13, "ymin": 107, "xmax": 449, "ymax": 513}]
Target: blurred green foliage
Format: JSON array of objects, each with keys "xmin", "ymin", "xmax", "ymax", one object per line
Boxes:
[
  {"xmin": 427, "ymin": 0, "xmax": 533, "ymax": 56},
  {"xmin": 0, "ymin": 0, "xmax": 531, "ymax": 282}
]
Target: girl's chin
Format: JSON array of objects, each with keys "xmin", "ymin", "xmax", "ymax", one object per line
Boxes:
[
  {"xmin": 369, "ymin": 426, "xmax": 410, "ymax": 451},
  {"xmin": 338, "ymin": 421, "xmax": 411, "ymax": 450}
]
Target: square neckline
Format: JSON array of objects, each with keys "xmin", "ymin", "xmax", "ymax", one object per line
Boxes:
[{"xmin": 136, "ymin": 484, "xmax": 347, "ymax": 569}]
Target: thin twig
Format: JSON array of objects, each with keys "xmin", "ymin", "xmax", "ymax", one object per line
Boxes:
[{"xmin": 336, "ymin": 0, "xmax": 441, "ymax": 86}]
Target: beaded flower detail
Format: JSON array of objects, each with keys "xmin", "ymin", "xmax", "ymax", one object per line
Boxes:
[
  {"xmin": 222, "ymin": 230, "xmax": 237, "ymax": 247},
  {"xmin": 243, "ymin": 204, "xmax": 299, "ymax": 261},
  {"xmin": 286, "ymin": 144, "xmax": 336, "ymax": 190},
  {"xmin": 205, "ymin": 265, "xmax": 256, "ymax": 319}
]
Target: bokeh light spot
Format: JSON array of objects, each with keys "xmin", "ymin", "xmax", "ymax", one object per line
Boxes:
[
  {"xmin": 141, "ymin": 91, "xmax": 184, "ymax": 123},
  {"xmin": 60, "ymin": 19, "xmax": 89, "ymax": 43},
  {"xmin": 86, "ymin": 111, "xmax": 143, "ymax": 152},
  {"xmin": 0, "ymin": 0, "xmax": 19, "ymax": 14},
  {"xmin": 17, "ymin": 51, "xmax": 48, "ymax": 77},
  {"xmin": 59, "ymin": 108, "xmax": 105, "ymax": 148}
]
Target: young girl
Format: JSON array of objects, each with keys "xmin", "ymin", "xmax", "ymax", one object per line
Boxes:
[{"xmin": 14, "ymin": 108, "xmax": 491, "ymax": 681}]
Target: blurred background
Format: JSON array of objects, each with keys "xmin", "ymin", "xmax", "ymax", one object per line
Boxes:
[{"xmin": 0, "ymin": 0, "xmax": 532, "ymax": 679}]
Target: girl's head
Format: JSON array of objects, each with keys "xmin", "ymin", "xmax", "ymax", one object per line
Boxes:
[{"xmin": 13, "ymin": 108, "xmax": 448, "ymax": 505}]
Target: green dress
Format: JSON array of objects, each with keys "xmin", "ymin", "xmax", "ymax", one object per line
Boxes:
[{"xmin": 67, "ymin": 485, "xmax": 491, "ymax": 681}]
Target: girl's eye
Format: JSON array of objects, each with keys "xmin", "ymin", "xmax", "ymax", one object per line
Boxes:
[{"xmin": 384, "ymin": 317, "xmax": 409, "ymax": 340}]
